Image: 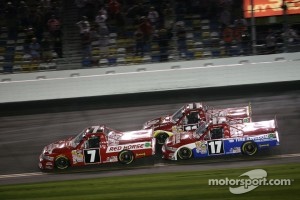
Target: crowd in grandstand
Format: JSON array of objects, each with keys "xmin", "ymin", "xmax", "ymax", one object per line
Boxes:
[
  {"xmin": 1, "ymin": 1, "xmax": 63, "ymax": 57},
  {"xmin": 0, "ymin": 0, "xmax": 299, "ymax": 72}
]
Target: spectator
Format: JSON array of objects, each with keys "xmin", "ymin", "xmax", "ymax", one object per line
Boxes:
[
  {"xmin": 266, "ymin": 29, "xmax": 277, "ymax": 54},
  {"xmin": 75, "ymin": 0, "xmax": 86, "ymax": 20},
  {"xmin": 156, "ymin": 27, "xmax": 172, "ymax": 62},
  {"xmin": 28, "ymin": 6, "xmax": 44, "ymax": 42},
  {"xmin": 85, "ymin": 0, "xmax": 97, "ymax": 21},
  {"xmin": 176, "ymin": 21, "xmax": 187, "ymax": 57},
  {"xmin": 233, "ymin": 15, "xmax": 248, "ymax": 54},
  {"xmin": 108, "ymin": 0, "xmax": 124, "ymax": 33},
  {"xmin": 282, "ymin": 26, "xmax": 299, "ymax": 44},
  {"xmin": 4, "ymin": 1, "xmax": 18, "ymax": 39},
  {"xmin": 77, "ymin": 16, "xmax": 91, "ymax": 36},
  {"xmin": 126, "ymin": 3, "xmax": 147, "ymax": 25},
  {"xmin": 24, "ymin": 27, "xmax": 36, "ymax": 53},
  {"xmin": 223, "ymin": 25, "xmax": 234, "ymax": 55},
  {"xmin": 81, "ymin": 31, "xmax": 92, "ymax": 58},
  {"xmin": 29, "ymin": 37, "xmax": 41, "ymax": 62},
  {"xmin": 18, "ymin": 1, "xmax": 30, "ymax": 28},
  {"xmin": 41, "ymin": 33, "xmax": 53, "ymax": 62},
  {"xmin": 47, "ymin": 15, "xmax": 61, "ymax": 38},
  {"xmin": 219, "ymin": 8, "xmax": 231, "ymax": 31},
  {"xmin": 98, "ymin": 5, "xmax": 108, "ymax": 19},
  {"xmin": 95, "ymin": 11, "xmax": 108, "ymax": 31},
  {"xmin": 108, "ymin": 0, "xmax": 121, "ymax": 21},
  {"xmin": 53, "ymin": 29, "xmax": 63, "ymax": 58},
  {"xmin": 162, "ymin": 3, "xmax": 174, "ymax": 30},
  {"xmin": 134, "ymin": 27, "xmax": 145, "ymax": 57},
  {"xmin": 233, "ymin": 15, "xmax": 247, "ymax": 42},
  {"xmin": 98, "ymin": 25, "xmax": 110, "ymax": 53},
  {"xmin": 138, "ymin": 16, "xmax": 153, "ymax": 43},
  {"xmin": 147, "ymin": 6, "xmax": 160, "ymax": 29},
  {"xmin": 241, "ymin": 30, "xmax": 250, "ymax": 55}
]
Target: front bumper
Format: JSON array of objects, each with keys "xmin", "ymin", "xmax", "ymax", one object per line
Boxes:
[{"xmin": 39, "ymin": 154, "xmax": 55, "ymax": 170}]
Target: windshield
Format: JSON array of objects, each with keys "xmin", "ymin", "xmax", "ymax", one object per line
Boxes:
[
  {"xmin": 71, "ymin": 126, "xmax": 110, "ymax": 147},
  {"xmin": 171, "ymin": 106, "xmax": 184, "ymax": 122},
  {"xmin": 72, "ymin": 128, "xmax": 88, "ymax": 147}
]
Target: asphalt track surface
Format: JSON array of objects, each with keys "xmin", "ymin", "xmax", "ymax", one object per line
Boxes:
[{"xmin": 0, "ymin": 81, "xmax": 300, "ymax": 185}]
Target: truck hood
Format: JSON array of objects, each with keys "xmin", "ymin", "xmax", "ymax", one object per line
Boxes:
[
  {"xmin": 43, "ymin": 137, "xmax": 74, "ymax": 154},
  {"xmin": 108, "ymin": 129, "xmax": 153, "ymax": 145},
  {"xmin": 143, "ymin": 115, "xmax": 172, "ymax": 129}
]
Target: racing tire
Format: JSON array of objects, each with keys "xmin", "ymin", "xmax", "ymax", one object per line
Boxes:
[
  {"xmin": 242, "ymin": 141, "xmax": 258, "ymax": 156},
  {"xmin": 55, "ymin": 155, "xmax": 70, "ymax": 170},
  {"xmin": 156, "ymin": 133, "xmax": 169, "ymax": 145},
  {"xmin": 177, "ymin": 147, "xmax": 193, "ymax": 160},
  {"xmin": 118, "ymin": 150, "xmax": 134, "ymax": 164}
]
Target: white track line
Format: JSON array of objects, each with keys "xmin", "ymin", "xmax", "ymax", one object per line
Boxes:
[
  {"xmin": 1, "ymin": 153, "xmax": 300, "ymax": 179},
  {"xmin": 0, "ymin": 60, "xmax": 291, "ymax": 84},
  {"xmin": 0, "ymin": 172, "xmax": 43, "ymax": 179}
]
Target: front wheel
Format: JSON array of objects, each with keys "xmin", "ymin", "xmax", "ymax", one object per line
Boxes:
[
  {"xmin": 242, "ymin": 141, "xmax": 258, "ymax": 156},
  {"xmin": 118, "ymin": 150, "xmax": 134, "ymax": 164},
  {"xmin": 177, "ymin": 147, "xmax": 192, "ymax": 160},
  {"xmin": 156, "ymin": 133, "xmax": 169, "ymax": 145},
  {"xmin": 55, "ymin": 155, "xmax": 70, "ymax": 170}
]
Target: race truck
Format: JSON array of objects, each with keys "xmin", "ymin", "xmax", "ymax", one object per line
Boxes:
[
  {"xmin": 162, "ymin": 118, "xmax": 279, "ymax": 160},
  {"xmin": 39, "ymin": 125, "xmax": 156, "ymax": 170},
  {"xmin": 143, "ymin": 102, "xmax": 252, "ymax": 144}
]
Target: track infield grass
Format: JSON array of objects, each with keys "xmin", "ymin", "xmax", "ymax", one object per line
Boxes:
[{"xmin": 0, "ymin": 163, "xmax": 299, "ymax": 200}]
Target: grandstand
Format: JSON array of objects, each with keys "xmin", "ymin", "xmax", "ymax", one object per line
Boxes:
[{"xmin": 0, "ymin": 0, "xmax": 299, "ymax": 74}]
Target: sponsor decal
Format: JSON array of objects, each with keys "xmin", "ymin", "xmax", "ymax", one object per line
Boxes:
[
  {"xmin": 135, "ymin": 152, "xmax": 146, "ymax": 157},
  {"xmin": 108, "ymin": 131, "xmax": 122, "ymax": 145},
  {"xmin": 72, "ymin": 150, "xmax": 84, "ymax": 164},
  {"xmin": 195, "ymin": 141, "xmax": 207, "ymax": 154},
  {"xmin": 229, "ymin": 147, "xmax": 241, "ymax": 153},
  {"xmin": 106, "ymin": 142, "xmax": 151, "ymax": 153},
  {"xmin": 259, "ymin": 144, "xmax": 270, "ymax": 148},
  {"xmin": 243, "ymin": 118, "xmax": 249, "ymax": 123},
  {"xmin": 268, "ymin": 133, "xmax": 276, "ymax": 138},
  {"xmin": 106, "ymin": 156, "xmax": 118, "ymax": 162},
  {"xmin": 243, "ymin": 0, "xmax": 300, "ymax": 18},
  {"xmin": 247, "ymin": 134, "xmax": 269, "ymax": 141},
  {"xmin": 235, "ymin": 138, "xmax": 246, "ymax": 142},
  {"xmin": 145, "ymin": 142, "xmax": 151, "ymax": 148}
]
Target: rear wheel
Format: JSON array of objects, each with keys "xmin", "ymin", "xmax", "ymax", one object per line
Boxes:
[
  {"xmin": 177, "ymin": 147, "xmax": 192, "ymax": 160},
  {"xmin": 118, "ymin": 150, "xmax": 134, "ymax": 164},
  {"xmin": 156, "ymin": 133, "xmax": 169, "ymax": 144},
  {"xmin": 242, "ymin": 141, "xmax": 258, "ymax": 156},
  {"xmin": 55, "ymin": 155, "xmax": 69, "ymax": 170}
]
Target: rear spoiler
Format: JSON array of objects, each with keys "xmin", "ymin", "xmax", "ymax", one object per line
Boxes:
[{"xmin": 274, "ymin": 115, "xmax": 279, "ymax": 129}]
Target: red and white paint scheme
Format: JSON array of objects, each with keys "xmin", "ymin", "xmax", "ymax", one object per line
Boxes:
[
  {"xmin": 162, "ymin": 119, "xmax": 280, "ymax": 161},
  {"xmin": 144, "ymin": 102, "xmax": 252, "ymax": 144},
  {"xmin": 39, "ymin": 126, "xmax": 155, "ymax": 170}
]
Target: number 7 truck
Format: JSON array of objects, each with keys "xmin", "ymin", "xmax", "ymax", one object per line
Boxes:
[{"xmin": 39, "ymin": 125, "xmax": 156, "ymax": 170}]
